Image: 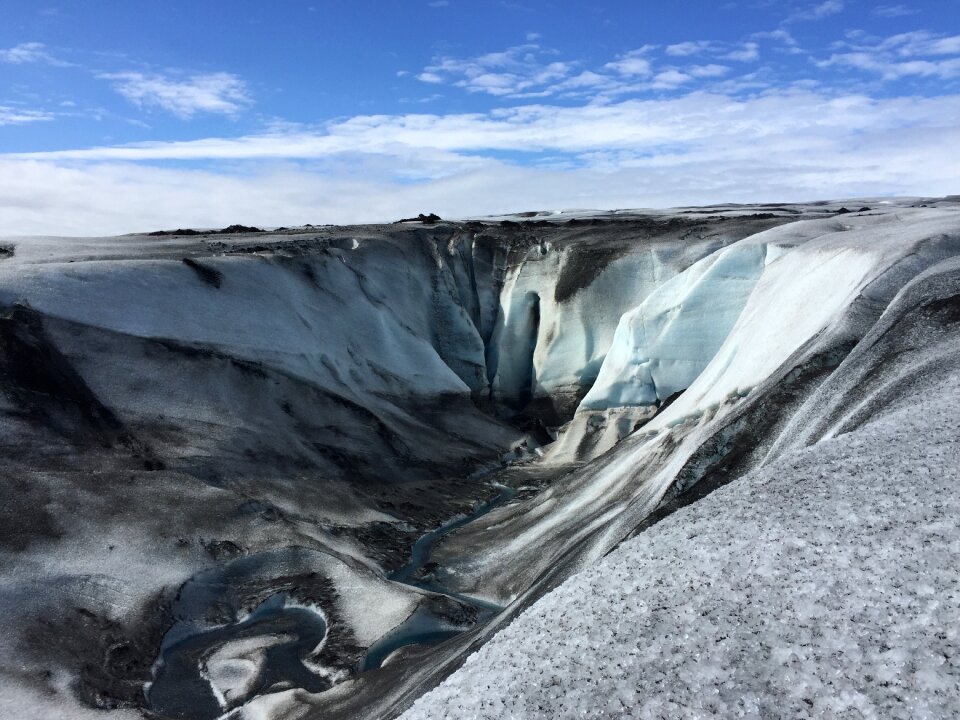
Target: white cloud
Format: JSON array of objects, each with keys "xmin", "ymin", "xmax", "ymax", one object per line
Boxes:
[
  {"xmin": 604, "ymin": 55, "xmax": 652, "ymax": 76},
  {"xmin": 789, "ymin": 0, "xmax": 845, "ymax": 22},
  {"xmin": 873, "ymin": 4, "xmax": 918, "ymax": 18},
  {"xmin": 0, "ymin": 42, "xmax": 70, "ymax": 66},
  {"xmin": 881, "ymin": 31, "xmax": 960, "ymax": 57},
  {"xmin": 752, "ymin": 29, "xmax": 802, "ymax": 54},
  {"xmin": 100, "ymin": 71, "xmax": 251, "ymax": 118},
  {"xmin": 726, "ymin": 42, "xmax": 760, "ymax": 62},
  {"xmin": 689, "ymin": 64, "xmax": 730, "ymax": 78},
  {"xmin": 418, "ymin": 43, "xmax": 716, "ymax": 99},
  {"xmin": 555, "ymin": 71, "xmax": 610, "ymax": 89},
  {"xmin": 4, "ymin": 90, "xmax": 959, "ymax": 235},
  {"xmin": 819, "ymin": 31, "xmax": 960, "ymax": 80},
  {"xmin": 414, "ymin": 40, "xmax": 778, "ymax": 100},
  {"xmin": 601, "ymin": 46, "xmax": 656, "ymax": 79},
  {"xmin": 924, "ymin": 36, "xmax": 960, "ymax": 55},
  {"xmin": 417, "ymin": 71, "xmax": 444, "ymax": 84},
  {"xmin": 651, "ymin": 70, "xmax": 693, "ymax": 88},
  {"xmin": 0, "ymin": 105, "xmax": 54, "ymax": 126},
  {"xmin": 665, "ymin": 41, "xmax": 716, "ymax": 57},
  {"xmin": 821, "ymin": 53, "xmax": 960, "ymax": 79},
  {"xmin": 417, "ymin": 44, "xmax": 574, "ymax": 96},
  {"xmin": 17, "ymin": 92, "xmax": 955, "ymax": 162}
]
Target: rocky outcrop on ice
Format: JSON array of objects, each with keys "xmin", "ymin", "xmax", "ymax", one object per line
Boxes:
[{"xmin": 1, "ymin": 198, "xmax": 959, "ymax": 720}]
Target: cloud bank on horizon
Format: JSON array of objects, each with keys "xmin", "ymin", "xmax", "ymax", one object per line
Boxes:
[{"xmin": 0, "ymin": 0, "xmax": 958, "ymax": 235}]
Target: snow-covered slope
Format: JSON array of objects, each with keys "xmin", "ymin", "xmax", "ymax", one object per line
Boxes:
[{"xmin": 1, "ymin": 199, "xmax": 958, "ymax": 720}]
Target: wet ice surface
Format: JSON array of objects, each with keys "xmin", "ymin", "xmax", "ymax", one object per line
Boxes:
[
  {"xmin": 403, "ymin": 374, "xmax": 960, "ymax": 719},
  {"xmin": 360, "ymin": 482, "xmax": 518, "ymax": 672},
  {"xmin": 147, "ymin": 594, "xmax": 328, "ymax": 719}
]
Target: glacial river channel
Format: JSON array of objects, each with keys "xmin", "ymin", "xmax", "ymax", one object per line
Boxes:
[{"xmin": 146, "ymin": 480, "xmax": 516, "ymax": 718}]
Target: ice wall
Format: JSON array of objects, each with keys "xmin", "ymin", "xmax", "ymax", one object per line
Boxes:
[
  {"xmin": 431, "ymin": 206, "xmax": 960, "ymax": 608},
  {"xmin": 0, "ymin": 232, "xmax": 487, "ymax": 404},
  {"xmin": 581, "ymin": 241, "xmax": 768, "ymax": 411},
  {"xmin": 485, "ymin": 216, "xmax": 782, "ymax": 421},
  {"xmin": 540, "ymin": 241, "xmax": 767, "ymax": 462}
]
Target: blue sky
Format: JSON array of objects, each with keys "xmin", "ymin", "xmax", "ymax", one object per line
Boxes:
[{"xmin": 1, "ymin": 0, "xmax": 958, "ymax": 234}]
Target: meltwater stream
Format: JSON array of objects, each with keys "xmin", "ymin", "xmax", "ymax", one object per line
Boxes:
[
  {"xmin": 359, "ymin": 482, "xmax": 516, "ymax": 671},
  {"xmin": 146, "ymin": 481, "xmax": 517, "ymax": 717},
  {"xmin": 390, "ymin": 482, "xmax": 515, "ymax": 588}
]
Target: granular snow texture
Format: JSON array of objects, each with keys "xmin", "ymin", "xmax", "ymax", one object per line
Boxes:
[{"xmin": 402, "ymin": 375, "xmax": 960, "ymax": 719}]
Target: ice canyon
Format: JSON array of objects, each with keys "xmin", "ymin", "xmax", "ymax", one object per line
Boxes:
[{"xmin": 1, "ymin": 198, "xmax": 959, "ymax": 719}]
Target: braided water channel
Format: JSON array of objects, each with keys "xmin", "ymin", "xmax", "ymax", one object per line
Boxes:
[{"xmin": 145, "ymin": 481, "xmax": 517, "ymax": 718}]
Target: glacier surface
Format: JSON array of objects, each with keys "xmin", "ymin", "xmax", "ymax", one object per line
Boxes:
[
  {"xmin": 0, "ymin": 198, "xmax": 958, "ymax": 720},
  {"xmin": 405, "ymin": 349, "xmax": 960, "ymax": 720},
  {"xmin": 403, "ymin": 253, "xmax": 960, "ymax": 719}
]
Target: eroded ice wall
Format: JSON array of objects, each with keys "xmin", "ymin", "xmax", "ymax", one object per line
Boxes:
[
  {"xmin": 432, "ymin": 206, "xmax": 960, "ymax": 608},
  {"xmin": 484, "ymin": 215, "xmax": 789, "ymax": 423}
]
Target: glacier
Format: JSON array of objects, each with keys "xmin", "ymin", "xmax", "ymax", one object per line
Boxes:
[
  {"xmin": 0, "ymin": 198, "xmax": 958, "ymax": 720},
  {"xmin": 402, "ymin": 251, "xmax": 960, "ymax": 720}
]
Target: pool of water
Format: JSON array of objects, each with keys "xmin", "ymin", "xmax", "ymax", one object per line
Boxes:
[{"xmin": 358, "ymin": 607, "xmax": 467, "ymax": 672}]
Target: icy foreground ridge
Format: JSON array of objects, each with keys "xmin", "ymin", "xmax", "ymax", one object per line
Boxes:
[
  {"xmin": 0, "ymin": 198, "xmax": 958, "ymax": 720},
  {"xmin": 405, "ymin": 312, "xmax": 960, "ymax": 719}
]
